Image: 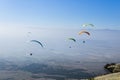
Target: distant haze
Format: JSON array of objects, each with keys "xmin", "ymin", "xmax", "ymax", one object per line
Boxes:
[{"xmin": 0, "ymin": 27, "xmax": 120, "ymax": 63}]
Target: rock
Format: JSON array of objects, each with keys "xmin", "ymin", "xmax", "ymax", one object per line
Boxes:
[{"xmin": 104, "ymin": 63, "xmax": 120, "ymax": 73}]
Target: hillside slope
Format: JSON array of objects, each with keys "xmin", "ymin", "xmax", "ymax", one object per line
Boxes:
[{"xmin": 94, "ymin": 72, "xmax": 120, "ymax": 80}]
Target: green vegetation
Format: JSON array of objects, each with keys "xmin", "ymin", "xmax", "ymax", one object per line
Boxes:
[{"xmin": 88, "ymin": 78, "xmax": 94, "ymax": 80}]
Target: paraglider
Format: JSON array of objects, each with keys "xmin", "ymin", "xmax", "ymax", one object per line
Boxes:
[
  {"xmin": 79, "ymin": 30, "xmax": 90, "ymax": 36},
  {"xmin": 79, "ymin": 30, "xmax": 90, "ymax": 43},
  {"xmin": 68, "ymin": 38, "xmax": 76, "ymax": 48},
  {"xmin": 68, "ymin": 38, "xmax": 76, "ymax": 42},
  {"xmin": 81, "ymin": 23, "xmax": 94, "ymax": 27},
  {"xmin": 30, "ymin": 40, "xmax": 44, "ymax": 48},
  {"xmin": 28, "ymin": 40, "xmax": 44, "ymax": 56}
]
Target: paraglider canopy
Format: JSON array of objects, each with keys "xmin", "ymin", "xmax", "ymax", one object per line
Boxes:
[
  {"xmin": 68, "ymin": 38, "xmax": 76, "ymax": 42},
  {"xmin": 79, "ymin": 30, "xmax": 90, "ymax": 36},
  {"xmin": 30, "ymin": 40, "xmax": 44, "ymax": 48},
  {"xmin": 81, "ymin": 23, "xmax": 94, "ymax": 27}
]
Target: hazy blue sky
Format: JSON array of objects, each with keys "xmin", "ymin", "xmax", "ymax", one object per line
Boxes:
[
  {"xmin": 0, "ymin": 0, "xmax": 120, "ymax": 29},
  {"xmin": 0, "ymin": 0, "xmax": 120, "ymax": 66}
]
